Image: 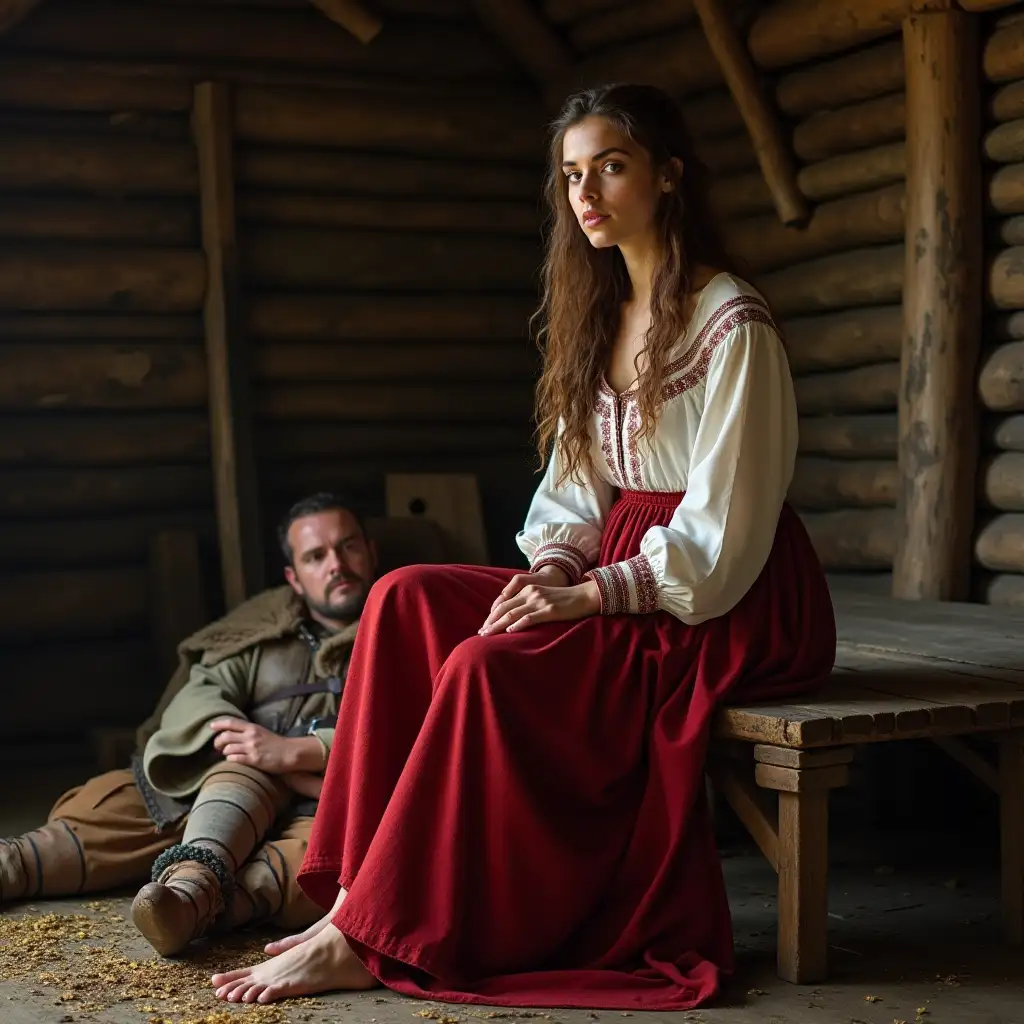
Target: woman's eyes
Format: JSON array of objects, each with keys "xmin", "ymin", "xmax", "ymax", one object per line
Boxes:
[{"xmin": 565, "ymin": 162, "xmax": 624, "ymax": 183}]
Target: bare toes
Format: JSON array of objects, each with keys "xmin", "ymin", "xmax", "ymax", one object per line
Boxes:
[
  {"xmin": 242, "ymin": 983, "xmax": 266, "ymax": 1003},
  {"xmin": 211, "ymin": 968, "xmax": 251, "ymax": 986}
]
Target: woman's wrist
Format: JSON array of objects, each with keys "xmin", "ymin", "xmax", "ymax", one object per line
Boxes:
[
  {"xmin": 533, "ymin": 563, "xmax": 571, "ymax": 587},
  {"xmin": 578, "ymin": 578, "xmax": 601, "ymax": 615}
]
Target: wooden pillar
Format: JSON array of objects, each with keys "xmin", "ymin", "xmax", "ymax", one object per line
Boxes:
[
  {"xmin": 193, "ymin": 81, "xmax": 264, "ymax": 608},
  {"xmin": 692, "ymin": 0, "xmax": 808, "ymax": 226},
  {"xmin": 893, "ymin": 4, "xmax": 982, "ymax": 601}
]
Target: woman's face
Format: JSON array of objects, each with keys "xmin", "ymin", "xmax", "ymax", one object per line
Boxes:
[{"xmin": 561, "ymin": 115, "xmax": 665, "ymax": 250}]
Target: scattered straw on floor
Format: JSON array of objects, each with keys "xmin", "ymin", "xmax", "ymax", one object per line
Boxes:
[{"xmin": 0, "ymin": 901, "xmax": 318, "ymax": 1022}]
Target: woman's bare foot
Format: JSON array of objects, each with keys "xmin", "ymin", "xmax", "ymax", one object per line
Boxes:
[
  {"xmin": 211, "ymin": 922, "xmax": 376, "ymax": 1003},
  {"xmin": 264, "ymin": 885, "xmax": 346, "ymax": 956}
]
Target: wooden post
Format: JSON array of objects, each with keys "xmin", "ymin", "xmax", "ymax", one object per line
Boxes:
[
  {"xmin": 692, "ymin": 0, "xmax": 808, "ymax": 225},
  {"xmin": 309, "ymin": 0, "xmax": 382, "ymax": 44},
  {"xmin": 193, "ymin": 81, "xmax": 264, "ymax": 608},
  {"xmin": 892, "ymin": 5, "xmax": 982, "ymax": 601}
]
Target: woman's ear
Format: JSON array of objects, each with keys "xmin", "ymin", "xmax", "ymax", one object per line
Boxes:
[{"xmin": 661, "ymin": 156, "xmax": 684, "ymax": 192}]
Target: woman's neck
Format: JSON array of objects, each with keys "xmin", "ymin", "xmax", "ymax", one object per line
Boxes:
[{"xmin": 617, "ymin": 233, "xmax": 659, "ymax": 310}]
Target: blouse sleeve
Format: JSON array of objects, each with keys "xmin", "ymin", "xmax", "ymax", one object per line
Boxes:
[
  {"xmin": 515, "ymin": 423, "xmax": 616, "ymax": 585},
  {"xmin": 583, "ymin": 315, "xmax": 797, "ymax": 623}
]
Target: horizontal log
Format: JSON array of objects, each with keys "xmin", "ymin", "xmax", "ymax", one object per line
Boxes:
[
  {"xmin": 758, "ymin": 245, "xmax": 905, "ymax": 318},
  {"xmin": 0, "ymin": 413, "xmax": 209, "ymax": 466},
  {"xmin": 797, "ymin": 142, "xmax": 906, "ymax": 202},
  {"xmin": 748, "ymin": 0, "xmax": 910, "ymax": 70},
  {"xmin": 696, "ymin": 133, "xmax": 758, "ymax": 175},
  {"xmin": 0, "ymin": 134, "xmax": 196, "ymax": 195},
  {"xmin": 961, "ymin": 0, "xmax": 1024, "ymax": 9},
  {"xmin": 569, "ymin": 25, "xmax": 719, "ymax": 97},
  {"xmin": 253, "ymin": 341, "xmax": 537, "ymax": 382},
  {"xmin": 977, "ymin": 572, "xmax": 1024, "ymax": 607},
  {"xmin": 784, "ymin": 305, "xmax": 903, "ymax": 374},
  {"xmin": 247, "ymin": 293, "xmax": 535, "ymax": 340},
  {"xmin": 975, "ymin": 514, "xmax": 1024, "ymax": 573},
  {"xmin": 982, "ymin": 452, "xmax": 1024, "ymax": 510},
  {"xmin": 788, "ymin": 457, "xmax": 899, "ymax": 509},
  {"xmin": 989, "ymin": 163, "xmax": 1024, "ymax": 214},
  {"xmin": 984, "ymin": 18, "xmax": 1024, "ymax": 83},
  {"xmin": 0, "ymin": 344, "xmax": 204, "ymax": 410},
  {"xmin": 683, "ymin": 89, "xmax": 745, "ymax": 139},
  {"xmin": 980, "ymin": 342, "xmax": 1024, "ymax": 412},
  {"xmin": 0, "ymin": 249, "xmax": 205, "ymax": 312},
  {"xmin": 0, "ymin": 566, "xmax": 149, "ymax": 642},
  {"xmin": 237, "ymin": 147, "xmax": 541, "ymax": 198},
  {"xmin": 990, "ymin": 310, "xmax": 1024, "ymax": 341},
  {"xmin": 256, "ymin": 383, "xmax": 533, "ymax": 421},
  {"xmin": 991, "ymin": 80, "xmax": 1024, "ymax": 124},
  {"xmin": 990, "ymin": 216, "xmax": 1024, "ymax": 248},
  {"xmin": 569, "ymin": 0, "xmax": 694, "ymax": 52},
  {"xmin": 797, "ymin": 413, "xmax": 898, "ymax": 458},
  {"xmin": 12, "ymin": 2, "xmax": 520, "ymax": 79},
  {"xmin": 0, "ymin": 465, "xmax": 213, "ymax": 515},
  {"xmin": 257, "ymin": 421, "xmax": 530, "ymax": 459},
  {"xmin": 988, "ymin": 247, "xmax": 1024, "ymax": 309},
  {"xmin": 989, "ymin": 413, "xmax": 1024, "ymax": 451},
  {"xmin": 984, "ymin": 119, "xmax": 1024, "ymax": 164},
  {"xmin": 0, "ymin": 109, "xmax": 189, "ymax": 139},
  {"xmin": 0, "ymin": 312, "xmax": 200, "ymax": 339},
  {"xmin": 794, "ymin": 362, "xmax": 900, "ymax": 415},
  {"xmin": 0, "ymin": 638, "xmax": 157, "ymax": 737},
  {"xmin": 775, "ymin": 39, "xmax": 904, "ymax": 118},
  {"xmin": 826, "ymin": 570, "xmax": 893, "ymax": 595},
  {"xmin": 237, "ymin": 194, "xmax": 540, "ymax": 234},
  {"xmin": 542, "ymin": 0, "xmax": 622, "ymax": 23},
  {"xmin": 0, "ymin": 197, "xmax": 197, "ymax": 245},
  {"xmin": 0, "ymin": 509, "xmax": 214, "ymax": 568},
  {"xmin": 725, "ymin": 183, "xmax": 905, "ymax": 274},
  {"xmin": 801, "ymin": 507, "xmax": 896, "ymax": 569},
  {"xmin": 709, "ymin": 170, "xmax": 774, "ymax": 219},
  {"xmin": 792, "ymin": 92, "xmax": 905, "ymax": 163},
  {"xmin": 234, "ymin": 86, "xmax": 543, "ymax": 160},
  {"xmin": 242, "ymin": 227, "xmax": 540, "ymax": 291}
]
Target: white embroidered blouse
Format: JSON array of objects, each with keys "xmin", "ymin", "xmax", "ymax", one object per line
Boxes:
[{"xmin": 515, "ymin": 273, "xmax": 798, "ymax": 625}]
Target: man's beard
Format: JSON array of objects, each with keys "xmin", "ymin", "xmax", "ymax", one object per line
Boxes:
[{"xmin": 305, "ymin": 578, "xmax": 369, "ymax": 623}]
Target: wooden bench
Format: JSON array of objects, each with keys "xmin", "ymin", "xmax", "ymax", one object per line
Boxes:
[{"xmin": 711, "ymin": 588, "xmax": 1024, "ymax": 985}]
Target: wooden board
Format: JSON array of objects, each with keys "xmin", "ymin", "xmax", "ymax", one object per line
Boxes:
[{"xmin": 716, "ymin": 589, "xmax": 1024, "ymax": 748}]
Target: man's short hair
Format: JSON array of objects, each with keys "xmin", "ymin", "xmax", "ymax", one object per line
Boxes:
[{"xmin": 277, "ymin": 491, "xmax": 366, "ymax": 566}]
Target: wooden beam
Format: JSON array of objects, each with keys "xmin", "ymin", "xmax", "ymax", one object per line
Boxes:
[
  {"xmin": 959, "ymin": 0, "xmax": 1019, "ymax": 9},
  {"xmin": 932, "ymin": 736, "xmax": 999, "ymax": 792},
  {"xmin": 893, "ymin": 8, "xmax": 983, "ymax": 601},
  {"xmin": 692, "ymin": 0, "xmax": 808, "ymax": 225},
  {"xmin": 309, "ymin": 0, "xmax": 382, "ymax": 43},
  {"xmin": 193, "ymin": 81, "xmax": 265, "ymax": 609},
  {"xmin": 471, "ymin": 0, "xmax": 574, "ymax": 96},
  {"xmin": 0, "ymin": 0, "xmax": 39, "ymax": 34}
]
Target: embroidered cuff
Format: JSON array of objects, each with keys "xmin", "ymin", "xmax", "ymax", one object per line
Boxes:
[
  {"xmin": 583, "ymin": 554, "xmax": 659, "ymax": 615},
  {"xmin": 531, "ymin": 542, "xmax": 590, "ymax": 586}
]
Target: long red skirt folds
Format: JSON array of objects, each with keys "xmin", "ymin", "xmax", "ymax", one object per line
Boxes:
[{"xmin": 296, "ymin": 489, "xmax": 836, "ymax": 1010}]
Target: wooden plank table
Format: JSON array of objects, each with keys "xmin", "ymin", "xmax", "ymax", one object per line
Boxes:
[{"xmin": 711, "ymin": 588, "xmax": 1024, "ymax": 985}]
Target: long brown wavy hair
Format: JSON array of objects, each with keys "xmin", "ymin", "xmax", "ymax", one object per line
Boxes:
[{"xmin": 532, "ymin": 83, "xmax": 738, "ymax": 485}]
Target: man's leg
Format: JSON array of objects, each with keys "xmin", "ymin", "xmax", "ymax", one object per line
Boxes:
[
  {"xmin": 1, "ymin": 769, "xmax": 184, "ymax": 904},
  {"xmin": 221, "ymin": 814, "xmax": 320, "ymax": 934},
  {"xmin": 132, "ymin": 762, "xmax": 289, "ymax": 956}
]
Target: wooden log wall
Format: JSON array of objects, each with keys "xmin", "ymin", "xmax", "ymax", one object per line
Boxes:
[{"xmin": 0, "ymin": 0, "xmax": 545, "ymax": 740}]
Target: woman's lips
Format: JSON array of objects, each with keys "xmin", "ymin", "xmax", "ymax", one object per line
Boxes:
[{"xmin": 583, "ymin": 212, "xmax": 609, "ymax": 228}]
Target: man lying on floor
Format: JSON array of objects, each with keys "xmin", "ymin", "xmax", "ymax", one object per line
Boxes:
[{"xmin": 0, "ymin": 491, "xmax": 378, "ymax": 958}]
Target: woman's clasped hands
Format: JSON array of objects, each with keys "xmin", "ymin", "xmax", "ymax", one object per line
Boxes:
[{"xmin": 478, "ymin": 564, "xmax": 601, "ymax": 635}]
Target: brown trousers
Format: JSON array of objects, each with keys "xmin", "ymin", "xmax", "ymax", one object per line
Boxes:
[{"xmin": 48, "ymin": 769, "xmax": 320, "ymax": 930}]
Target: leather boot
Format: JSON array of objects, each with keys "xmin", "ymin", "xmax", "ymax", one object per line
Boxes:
[
  {"xmin": 0, "ymin": 823, "xmax": 85, "ymax": 905},
  {"xmin": 131, "ymin": 847, "xmax": 226, "ymax": 956}
]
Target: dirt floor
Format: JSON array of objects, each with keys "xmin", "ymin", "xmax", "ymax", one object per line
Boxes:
[{"xmin": 2, "ymin": 755, "xmax": 1022, "ymax": 1024}]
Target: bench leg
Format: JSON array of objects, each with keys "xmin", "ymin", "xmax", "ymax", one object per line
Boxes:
[
  {"xmin": 1000, "ymin": 734, "xmax": 1024, "ymax": 944},
  {"xmin": 777, "ymin": 789, "xmax": 829, "ymax": 984}
]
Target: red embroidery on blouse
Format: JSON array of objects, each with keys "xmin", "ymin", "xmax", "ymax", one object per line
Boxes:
[
  {"xmin": 532, "ymin": 542, "xmax": 589, "ymax": 584},
  {"xmin": 627, "ymin": 554, "xmax": 659, "ymax": 614}
]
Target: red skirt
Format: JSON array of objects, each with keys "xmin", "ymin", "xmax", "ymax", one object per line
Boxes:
[{"xmin": 296, "ymin": 491, "xmax": 836, "ymax": 1010}]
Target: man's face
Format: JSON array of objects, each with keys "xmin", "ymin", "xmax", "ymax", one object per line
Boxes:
[{"xmin": 284, "ymin": 509, "xmax": 377, "ymax": 623}]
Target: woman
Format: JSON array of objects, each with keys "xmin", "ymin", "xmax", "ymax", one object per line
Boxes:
[{"xmin": 211, "ymin": 83, "xmax": 836, "ymax": 1010}]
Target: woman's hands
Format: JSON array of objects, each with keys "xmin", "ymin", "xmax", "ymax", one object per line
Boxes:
[{"xmin": 479, "ymin": 565, "xmax": 601, "ymax": 635}]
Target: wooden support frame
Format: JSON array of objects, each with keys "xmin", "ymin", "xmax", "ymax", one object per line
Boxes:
[
  {"xmin": 193, "ymin": 82, "xmax": 265, "ymax": 609},
  {"xmin": 933, "ymin": 736, "xmax": 1000, "ymax": 792},
  {"xmin": 692, "ymin": 0, "xmax": 808, "ymax": 225},
  {"xmin": 893, "ymin": 5, "xmax": 983, "ymax": 601},
  {"xmin": 309, "ymin": 0, "xmax": 382, "ymax": 44},
  {"xmin": 471, "ymin": 0, "xmax": 575, "ymax": 101}
]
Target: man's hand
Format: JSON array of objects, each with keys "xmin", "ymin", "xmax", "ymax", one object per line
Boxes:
[
  {"xmin": 478, "ymin": 577, "xmax": 601, "ymax": 635},
  {"xmin": 208, "ymin": 719, "xmax": 324, "ymax": 775}
]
